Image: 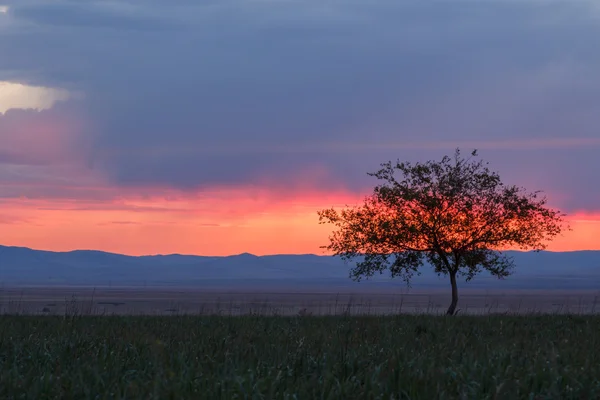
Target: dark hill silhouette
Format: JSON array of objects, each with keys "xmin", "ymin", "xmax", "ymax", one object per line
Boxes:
[{"xmin": 0, "ymin": 245, "xmax": 599, "ymax": 289}]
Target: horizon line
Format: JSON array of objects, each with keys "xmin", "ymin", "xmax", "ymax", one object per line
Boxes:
[{"xmin": 1, "ymin": 244, "xmax": 599, "ymax": 258}]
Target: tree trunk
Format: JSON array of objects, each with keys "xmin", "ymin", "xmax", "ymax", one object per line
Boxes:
[{"xmin": 446, "ymin": 271, "xmax": 459, "ymax": 316}]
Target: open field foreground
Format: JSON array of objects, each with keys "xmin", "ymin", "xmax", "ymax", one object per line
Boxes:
[
  {"xmin": 1, "ymin": 314, "xmax": 599, "ymax": 399},
  {"xmin": 1, "ymin": 287, "xmax": 600, "ymax": 316}
]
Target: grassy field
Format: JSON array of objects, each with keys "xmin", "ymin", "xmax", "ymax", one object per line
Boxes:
[{"xmin": 1, "ymin": 313, "xmax": 599, "ymax": 399}]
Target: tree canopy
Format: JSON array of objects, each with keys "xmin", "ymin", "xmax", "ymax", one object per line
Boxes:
[{"xmin": 318, "ymin": 149, "xmax": 568, "ymax": 315}]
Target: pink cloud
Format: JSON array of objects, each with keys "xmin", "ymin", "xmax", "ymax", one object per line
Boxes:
[{"xmin": 0, "ymin": 106, "xmax": 88, "ymax": 166}]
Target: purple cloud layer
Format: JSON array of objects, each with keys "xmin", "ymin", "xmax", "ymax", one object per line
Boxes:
[{"xmin": 1, "ymin": 0, "xmax": 599, "ymax": 212}]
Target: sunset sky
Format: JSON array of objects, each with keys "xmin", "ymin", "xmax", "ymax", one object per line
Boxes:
[{"xmin": 1, "ymin": 0, "xmax": 599, "ymax": 256}]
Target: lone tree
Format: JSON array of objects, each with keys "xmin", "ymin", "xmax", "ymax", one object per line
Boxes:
[{"xmin": 318, "ymin": 149, "xmax": 568, "ymax": 315}]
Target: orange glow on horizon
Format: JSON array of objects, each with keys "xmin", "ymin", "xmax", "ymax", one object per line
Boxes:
[{"xmin": 0, "ymin": 187, "xmax": 599, "ymax": 256}]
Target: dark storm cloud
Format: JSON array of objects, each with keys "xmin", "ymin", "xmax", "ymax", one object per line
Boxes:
[{"xmin": 1, "ymin": 0, "xmax": 600, "ymax": 210}]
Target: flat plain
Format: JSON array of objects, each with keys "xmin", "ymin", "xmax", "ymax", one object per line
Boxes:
[
  {"xmin": 2, "ymin": 286, "xmax": 600, "ymax": 399},
  {"xmin": 1, "ymin": 286, "xmax": 599, "ymax": 316}
]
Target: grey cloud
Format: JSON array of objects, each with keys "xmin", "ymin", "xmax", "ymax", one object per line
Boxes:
[
  {"xmin": 0, "ymin": 150, "xmax": 51, "ymax": 166},
  {"xmin": 8, "ymin": 1, "xmax": 179, "ymax": 31},
  {"xmin": 1, "ymin": 0, "xmax": 600, "ymax": 211}
]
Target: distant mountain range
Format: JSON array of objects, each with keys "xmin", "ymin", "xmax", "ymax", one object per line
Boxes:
[{"xmin": 0, "ymin": 245, "xmax": 599, "ymax": 290}]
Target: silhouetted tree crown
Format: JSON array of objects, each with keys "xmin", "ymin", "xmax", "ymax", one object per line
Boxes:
[{"xmin": 318, "ymin": 149, "xmax": 568, "ymax": 315}]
